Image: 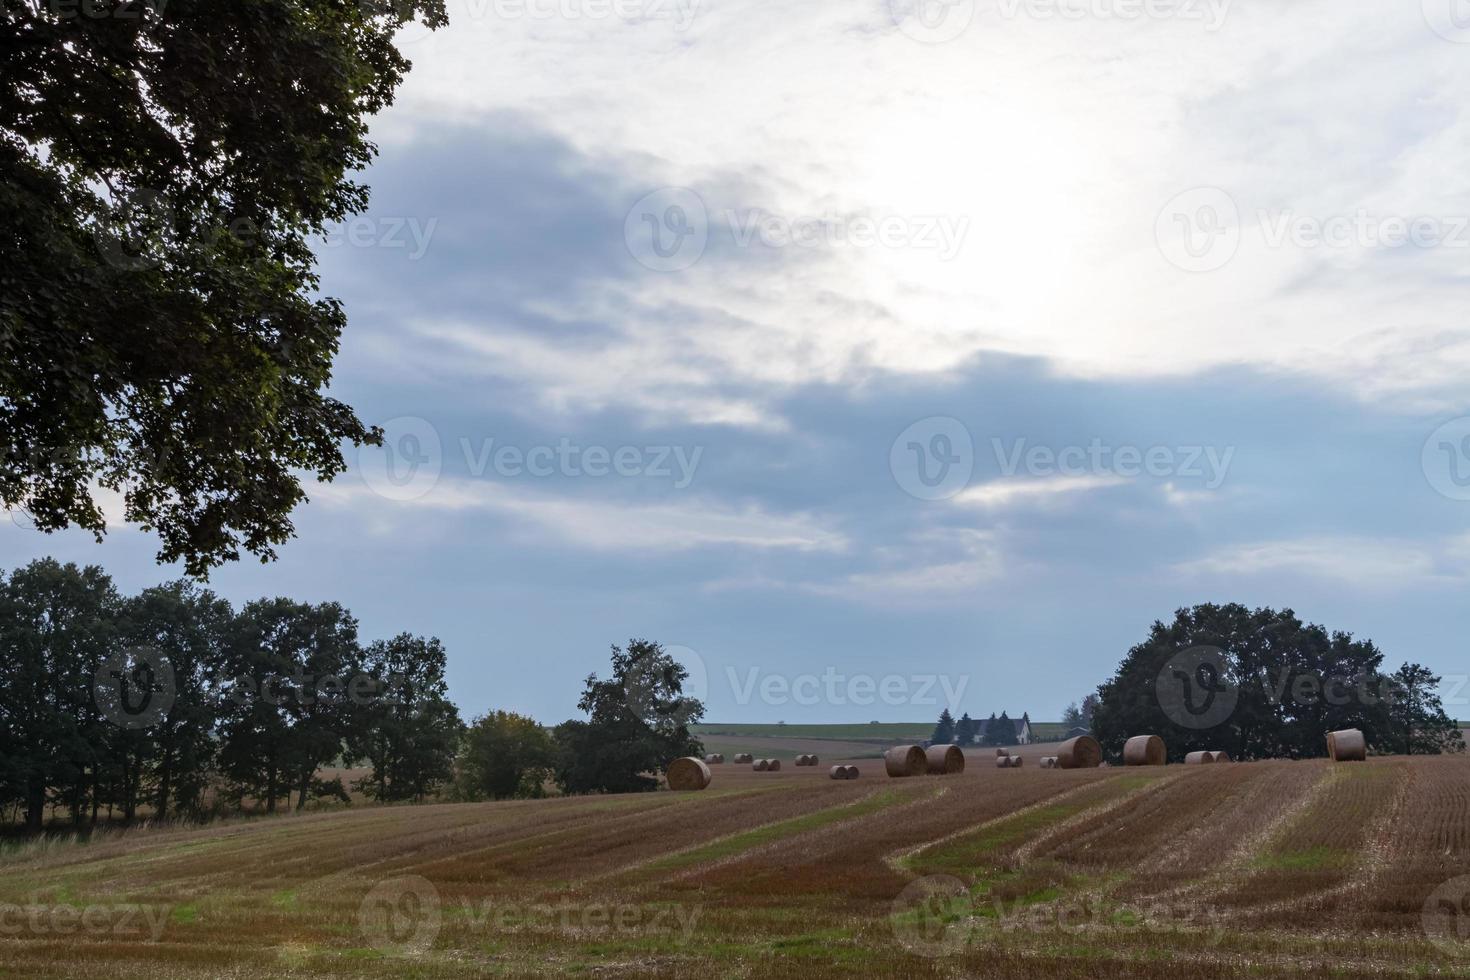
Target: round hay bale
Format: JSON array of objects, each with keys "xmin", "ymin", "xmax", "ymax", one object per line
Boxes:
[
  {"xmin": 884, "ymin": 745, "xmax": 928, "ymax": 777},
  {"xmin": 704, "ymin": 753, "xmax": 724, "ymax": 764},
  {"xmin": 995, "ymin": 755, "xmax": 1011, "ymax": 768},
  {"xmin": 829, "ymin": 765, "xmax": 849, "ymax": 780},
  {"xmin": 1009, "ymin": 755, "xmax": 1023, "ymax": 767},
  {"xmin": 996, "ymin": 748, "xmax": 1010, "ymax": 758},
  {"xmin": 793, "ymin": 753, "xmax": 818, "ymax": 766},
  {"xmin": 844, "ymin": 765, "xmax": 860, "ymax": 779},
  {"xmin": 925, "ymin": 744, "xmax": 965, "ymax": 775},
  {"xmin": 1184, "ymin": 751, "xmax": 1214, "ymax": 765},
  {"xmin": 1207, "ymin": 750, "xmax": 1231, "ymax": 763},
  {"xmin": 752, "ymin": 758, "xmax": 769, "ymax": 771},
  {"xmin": 1123, "ymin": 734, "xmax": 1167, "ymax": 766},
  {"xmin": 766, "ymin": 758, "xmax": 781, "ymax": 772},
  {"xmin": 733, "ymin": 753, "xmax": 753, "ymax": 764},
  {"xmin": 1039, "ymin": 756, "xmax": 1056, "ymax": 769},
  {"xmin": 1327, "ymin": 728, "xmax": 1366, "ymax": 762},
  {"xmin": 1056, "ymin": 735, "xmax": 1103, "ymax": 769},
  {"xmin": 666, "ymin": 757, "xmax": 712, "ymax": 791}
]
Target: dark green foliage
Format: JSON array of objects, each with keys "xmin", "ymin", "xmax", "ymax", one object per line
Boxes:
[
  {"xmin": 0, "ymin": 559, "xmax": 118, "ymax": 830},
  {"xmin": 1386, "ymin": 663, "xmax": 1464, "ymax": 756},
  {"xmin": 0, "ymin": 0, "xmax": 445, "ymax": 576},
  {"xmin": 351, "ymin": 634, "xmax": 463, "ymax": 802},
  {"xmin": 931, "ymin": 708, "xmax": 955, "ymax": 745},
  {"xmin": 982, "ymin": 711, "xmax": 1018, "ymax": 747},
  {"xmin": 0, "ymin": 558, "xmax": 462, "ymax": 830},
  {"xmin": 554, "ymin": 640, "xmax": 704, "ymax": 794},
  {"xmin": 1090, "ymin": 603, "xmax": 1461, "ymax": 762},
  {"xmin": 218, "ymin": 598, "xmax": 363, "ymax": 813},
  {"xmin": 455, "ymin": 711, "xmax": 557, "ymax": 801},
  {"xmin": 954, "ymin": 712, "xmax": 976, "ymax": 746},
  {"xmin": 116, "ymin": 579, "xmax": 234, "ymax": 820}
]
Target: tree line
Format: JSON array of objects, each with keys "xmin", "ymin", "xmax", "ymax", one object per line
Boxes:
[
  {"xmin": 930, "ymin": 709, "xmax": 1024, "ymax": 747},
  {"xmin": 0, "ymin": 559, "xmax": 461, "ymax": 832},
  {"xmin": 1, "ymin": 559, "xmax": 707, "ymax": 828},
  {"xmin": 1088, "ymin": 603, "xmax": 1462, "ymax": 762}
]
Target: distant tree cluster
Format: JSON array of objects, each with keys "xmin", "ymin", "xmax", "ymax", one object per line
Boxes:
[
  {"xmin": 1060, "ymin": 695, "xmax": 1098, "ymax": 730},
  {"xmin": 1091, "ymin": 603, "xmax": 1464, "ymax": 762},
  {"xmin": 455, "ymin": 640, "xmax": 705, "ymax": 800},
  {"xmin": 0, "ymin": 559, "xmax": 461, "ymax": 832},
  {"xmin": 931, "ymin": 709, "xmax": 1019, "ymax": 746},
  {"xmin": 981, "ymin": 711, "xmax": 1020, "ymax": 747}
]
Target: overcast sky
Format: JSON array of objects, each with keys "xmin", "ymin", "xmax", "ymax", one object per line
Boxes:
[{"xmin": 7, "ymin": 0, "xmax": 1470, "ymax": 724}]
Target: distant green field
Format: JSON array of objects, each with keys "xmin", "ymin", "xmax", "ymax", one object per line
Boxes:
[
  {"xmin": 693, "ymin": 721, "xmax": 1071, "ymax": 743},
  {"xmin": 691, "ymin": 722, "xmax": 933, "ymax": 741}
]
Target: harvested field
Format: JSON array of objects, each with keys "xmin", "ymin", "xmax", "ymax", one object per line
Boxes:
[{"xmin": 2, "ymin": 756, "xmax": 1467, "ymax": 978}]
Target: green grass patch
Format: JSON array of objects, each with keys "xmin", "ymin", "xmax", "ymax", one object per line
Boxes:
[
  {"xmin": 908, "ymin": 775, "xmax": 1165, "ymax": 877},
  {"xmin": 1251, "ymin": 845, "xmax": 1352, "ymax": 872},
  {"xmin": 908, "ymin": 803, "xmax": 1087, "ymax": 875},
  {"xmin": 647, "ymin": 792, "xmax": 903, "ymax": 872},
  {"xmin": 693, "ymin": 722, "xmax": 934, "ymax": 740}
]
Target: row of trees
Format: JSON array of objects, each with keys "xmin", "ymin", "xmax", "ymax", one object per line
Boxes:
[
  {"xmin": 1, "ymin": 560, "xmax": 705, "ymax": 827},
  {"xmin": 0, "ymin": 560, "xmax": 461, "ymax": 831},
  {"xmin": 931, "ymin": 709, "xmax": 1021, "ymax": 747},
  {"xmin": 1090, "ymin": 603, "xmax": 1463, "ymax": 762}
]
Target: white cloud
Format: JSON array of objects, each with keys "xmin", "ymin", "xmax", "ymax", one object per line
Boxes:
[
  {"xmin": 954, "ymin": 474, "xmax": 1128, "ymax": 509},
  {"xmin": 313, "ymin": 478, "xmax": 847, "ymax": 553},
  {"xmin": 1175, "ymin": 535, "xmax": 1470, "ymax": 589},
  {"xmin": 803, "ymin": 528, "xmax": 1006, "ymax": 602},
  {"xmin": 364, "ymin": 0, "xmax": 1470, "ymax": 421}
]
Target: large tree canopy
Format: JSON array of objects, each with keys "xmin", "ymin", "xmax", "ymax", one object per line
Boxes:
[
  {"xmin": 1, "ymin": 0, "xmax": 445, "ymax": 576},
  {"xmin": 1091, "ymin": 603, "xmax": 1463, "ymax": 762},
  {"xmin": 554, "ymin": 640, "xmax": 705, "ymax": 795}
]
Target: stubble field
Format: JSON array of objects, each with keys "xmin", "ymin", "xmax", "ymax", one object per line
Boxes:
[{"xmin": 3, "ymin": 753, "xmax": 1470, "ymax": 978}]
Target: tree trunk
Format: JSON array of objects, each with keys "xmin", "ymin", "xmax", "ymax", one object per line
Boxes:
[
  {"xmin": 156, "ymin": 739, "xmax": 174, "ymax": 818},
  {"xmin": 123, "ymin": 753, "xmax": 137, "ymax": 823},
  {"xmin": 25, "ymin": 776, "xmax": 44, "ymax": 833}
]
